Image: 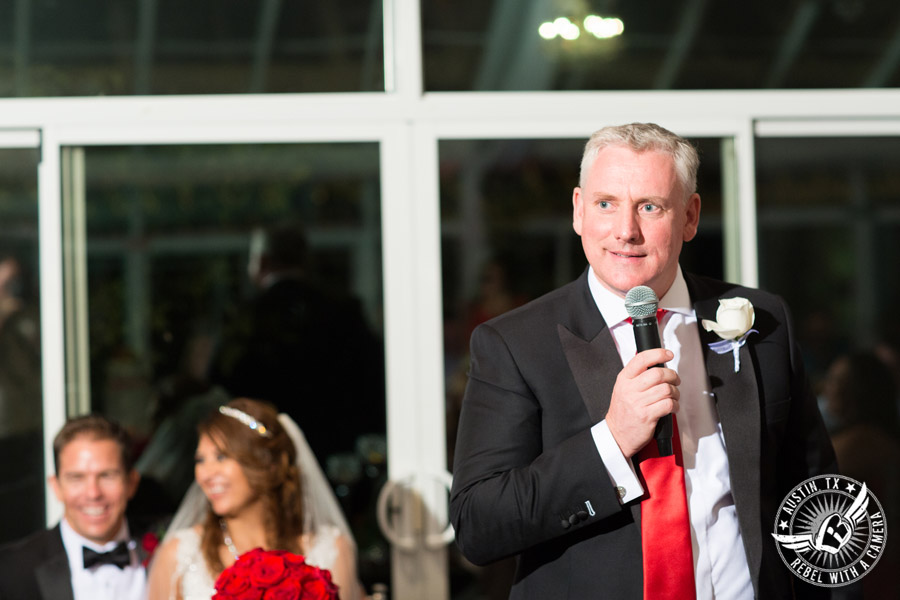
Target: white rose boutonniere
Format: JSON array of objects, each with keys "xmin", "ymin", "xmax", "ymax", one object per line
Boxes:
[{"xmin": 701, "ymin": 297, "xmax": 758, "ymax": 372}]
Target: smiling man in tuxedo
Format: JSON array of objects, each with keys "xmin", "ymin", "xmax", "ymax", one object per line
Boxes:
[
  {"xmin": 449, "ymin": 123, "xmax": 837, "ymax": 599},
  {"xmin": 0, "ymin": 414, "xmax": 145, "ymax": 600}
]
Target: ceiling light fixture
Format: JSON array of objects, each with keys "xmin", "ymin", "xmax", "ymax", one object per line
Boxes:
[
  {"xmin": 583, "ymin": 15, "xmax": 624, "ymax": 39},
  {"xmin": 539, "ymin": 14, "xmax": 624, "ymax": 41}
]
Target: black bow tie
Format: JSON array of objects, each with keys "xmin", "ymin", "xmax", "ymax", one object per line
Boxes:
[{"xmin": 83, "ymin": 541, "xmax": 131, "ymax": 569}]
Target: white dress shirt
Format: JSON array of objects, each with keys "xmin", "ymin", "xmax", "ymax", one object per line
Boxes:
[
  {"xmin": 60, "ymin": 518, "xmax": 147, "ymax": 600},
  {"xmin": 587, "ymin": 267, "xmax": 753, "ymax": 599}
]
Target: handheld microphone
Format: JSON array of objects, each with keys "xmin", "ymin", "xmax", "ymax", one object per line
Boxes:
[{"xmin": 624, "ymin": 285, "xmax": 673, "ymax": 457}]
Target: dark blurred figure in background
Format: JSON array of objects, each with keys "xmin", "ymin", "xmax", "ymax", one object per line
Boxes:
[
  {"xmin": 821, "ymin": 350, "xmax": 900, "ymax": 599},
  {"xmin": 0, "ymin": 253, "xmax": 44, "ymax": 543},
  {"xmin": 873, "ymin": 340, "xmax": 900, "ymax": 419},
  {"xmin": 462, "ymin": 257, "xmax": 527, "ymax": 347},
  {"xmin": 211, "ymin": 222, "xmax": 385, "ymax": 466},
  {"xmin": 134, "ymin": 321, "xmax": 230, "ymax": 512}
]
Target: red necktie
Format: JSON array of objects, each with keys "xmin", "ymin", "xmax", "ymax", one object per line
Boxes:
[
  {"xmin": 637, "ymin": 415, "xmax": 695, "ymax": 598},
  {"xmin": 625, "ymin": 308, "xmax": 694, "ymax": 597},
  {"xmin": 624, "ymin": 308, "xmax": 669, "ymax": 326}
]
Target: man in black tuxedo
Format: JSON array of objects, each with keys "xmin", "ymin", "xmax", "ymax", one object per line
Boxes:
[
  {"xmin": 449, "ymin": 123, "xmax": 836, "ymax": 598},
  {"xmin": 0, "ymin": 415, "xmax": 145, "ymax": 600},
  {"xmin": 212, "ymin": 221, "xmax": 385, "ymax": 463}
]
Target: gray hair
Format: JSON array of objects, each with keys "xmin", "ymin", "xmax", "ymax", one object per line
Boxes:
[{"xmin": 578, "ymin": 123, "xmax": 699, "ymax": 199}]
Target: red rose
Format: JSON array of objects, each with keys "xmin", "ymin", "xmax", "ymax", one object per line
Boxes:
[
  {"xmin": 298, "ymin": 567, "xmax": 339, "ymax": 600},
  {"xmin": 141, "ymin": 532, "xmax": 160, "ymax": 554},
  {"xmin": 214, "ymin": 588, "xmax": 261, "ymax": 600},
  {"xmin": 240, "ymin": 548, "xmax": 266, "ymax": 567},
  {"xmin": 299, "ymin": 578, "xmax": 328, "ymax": 600},
  {"xmin": 251, "ymin": 553, "xmax": 288, "ymax": 586},
  {"xmin": 140, "ymin": 532, "xmax": 161, "ymax": 567},
  {"xmin": 216, "ymin": 565, "xmax": 252, "ymax": 596},
  {"xmin": 261, "ymin": 576, "xmax": 301, "ymax": 600},
  {"xmin": 282, "ymin": 553, "xmax": 307, "ymax": 567}
]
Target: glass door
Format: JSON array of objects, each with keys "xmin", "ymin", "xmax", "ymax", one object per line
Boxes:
[
  {"xmin": 752, "ymin": 127, "xmax": 900, "ymax": 599},
  {"xmin": 57, "ymin": 140, "xmax": 392, "ymax": 593},
  {"xmin": 0, "ymin": 130, "xmax": 43, "ymax": 545}
]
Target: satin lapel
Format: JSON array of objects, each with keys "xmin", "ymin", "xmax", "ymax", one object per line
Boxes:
[
  {"xmin": 557, "ymin": 274, "xmax": 643, "ymax": 525},
  {"xmin": 559, "ymin": 324, "xmax": 621, "ymax": 424},
  {"xmin": 554, "ymin": 270, "xmax": 618, "ymax": 423},
  {"xmin": 692, "ymin": 283, "xmax": 763, "ymax": 585},
  {"xmin": 35, "ymin": 553, "xmax": 75, "ymax": 600}
]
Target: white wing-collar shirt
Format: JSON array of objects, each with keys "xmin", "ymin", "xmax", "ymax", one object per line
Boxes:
[
  {"xmin": 587, "ymin": 266, "xmax": 753, "ymax": 599},
  {"xmin": 60, "ymin": 518, "xmax": 146, "ymax": 600}
]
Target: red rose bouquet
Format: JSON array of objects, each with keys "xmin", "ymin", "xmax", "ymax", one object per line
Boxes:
[{"xmin": 213, "ymin": 548, "xmax": 340, "ymax": 600}]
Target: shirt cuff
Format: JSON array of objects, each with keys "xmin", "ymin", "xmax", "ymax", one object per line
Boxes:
[{"xmin": 590, "ymin": 420, "xmax": 644, "ymax": 503}]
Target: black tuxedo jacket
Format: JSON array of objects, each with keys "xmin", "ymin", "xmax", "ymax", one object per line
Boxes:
[
  {"xmin": 0, "ymin": 521, "xmax": 151, "ymax": 600},
  {"xmin": 450, "ymin": 270, "xmax": 836, "ymax": 599},
  {"xmin": 212, "ymin": 276, "xmax": 385, "ymax": 461},
  {"xmin": 0, "ymin": 525, "xmax": 74, "ymax": 600}
]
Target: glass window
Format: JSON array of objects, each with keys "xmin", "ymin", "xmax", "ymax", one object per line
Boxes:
[
  {"xmin": 422, "ymin": 0, "xmax": 900, "ymax": 91},
  {"xmin": 756, "ymin": 136, "xmax": 900, "ymax": 384},
  {"xmin": 0, "ymin": 147, "xmax": 42, "ymax": 544},
  {"xmin": 0, "ymin": 0, "xmax": 384, "ymax": 97},
  {"xmin": 440, "ymin": 136, "xmax": 723, "ymax": 599},
  {"xmin": 757, "ymin": 137, "xmax": 900, "ymax": 566},
  {"xmin": 71, "ymin": 142, "xmax": 389, "ymax": 589}
]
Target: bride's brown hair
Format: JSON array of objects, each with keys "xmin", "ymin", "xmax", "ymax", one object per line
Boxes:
[{"xmin": 197, "ymin": 398, "xmax": 304, "ymax": 573}]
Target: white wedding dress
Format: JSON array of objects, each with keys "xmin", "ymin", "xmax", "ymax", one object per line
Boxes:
[{"xmin": 169, "ymin": 525, "xmax": 342, "ymax": 600}]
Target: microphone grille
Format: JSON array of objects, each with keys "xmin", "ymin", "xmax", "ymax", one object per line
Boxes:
[{"xmin": 624, "ymin": 285, "xmax": 659, "ymax": 319}]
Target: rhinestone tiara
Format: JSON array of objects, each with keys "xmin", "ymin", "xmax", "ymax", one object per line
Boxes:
[{"xmin": 219, "ymin": 406, "xmax": 273, "ymax": 438}]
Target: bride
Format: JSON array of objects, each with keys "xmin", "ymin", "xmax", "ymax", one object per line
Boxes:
[{"xmin": 147, "ymin": 398, "xmax": 365, "ymax": 600}]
